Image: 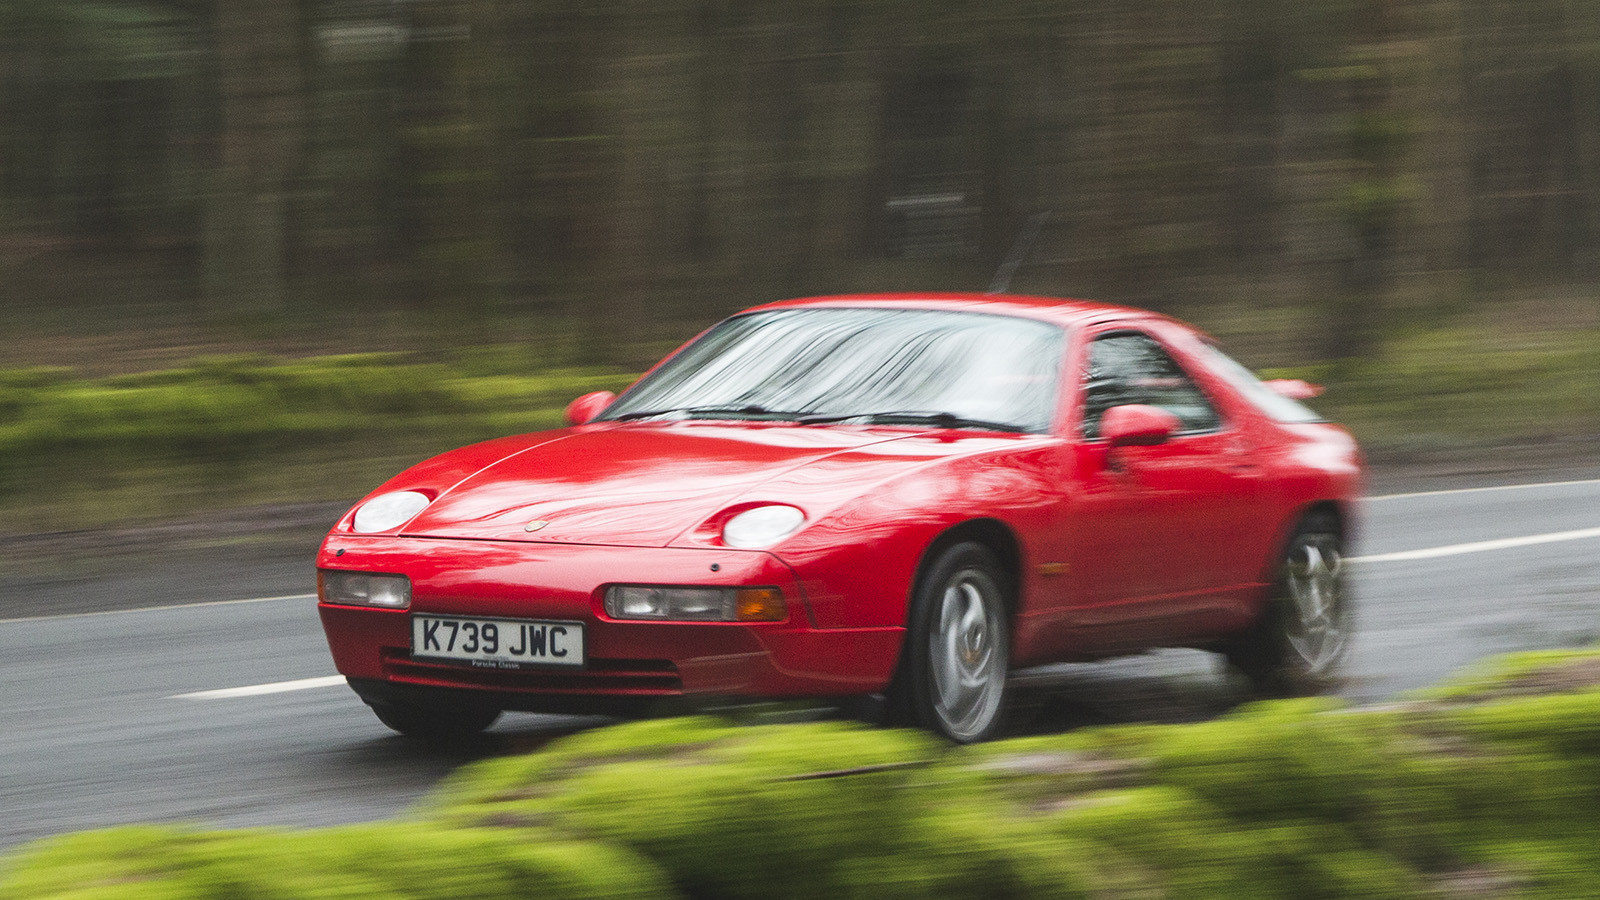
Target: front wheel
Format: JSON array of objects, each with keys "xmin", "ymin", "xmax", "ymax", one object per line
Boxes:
[
  {"xmin": 891, "ymin": 542, "xmax": 1011, "ymax": 743},
  {"xmin": 1225, "ymin": 517, "xmax": 1350, "ymax": 696}
]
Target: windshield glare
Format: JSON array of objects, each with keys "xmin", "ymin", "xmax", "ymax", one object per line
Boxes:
[{"xmin": 601, "ymin": 307, "xmax": 1065, "ymax": 433}]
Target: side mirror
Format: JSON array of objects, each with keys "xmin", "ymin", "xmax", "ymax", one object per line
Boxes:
[
  {"xmin": 1264, "ymin": 378, "xmax": 1324, "ymax": 400},
  {"xmin": 564, "ymin": 391, "xmax": 616, "ymax": 426},
  {"xmin": 1100, "ymin": 404, "xmax": 1180, "ymax": 448}
]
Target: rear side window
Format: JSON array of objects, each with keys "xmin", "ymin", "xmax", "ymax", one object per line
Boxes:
[
  {"xmin": 1200, "ymin": 344, "xmax": 1327, "ymax": 424},
  {"xmin": 1082, "ymin": 332, "xmax": 1222, "ymax": 439}
]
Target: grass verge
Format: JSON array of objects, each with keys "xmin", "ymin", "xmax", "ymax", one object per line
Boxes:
[
  {"xmin": 0, "ymin": 353, "xmax": 638, "ymax": 532},
  {"xmin": 1263, "ymin": 324, "xmax": 1600, "ymax": 457}
]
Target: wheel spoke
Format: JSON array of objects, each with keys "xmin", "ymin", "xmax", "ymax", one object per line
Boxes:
[
  {"xmin": 959, "ymin": 587, "xmax": 984, "ymax": 633},
  {"xmin": 935, "ymin": 625, "xmax": 960, "ymax": 694},
  {"xmin": 1284, "ymin": 540, "xmax": 1346, "ymax": 673}
]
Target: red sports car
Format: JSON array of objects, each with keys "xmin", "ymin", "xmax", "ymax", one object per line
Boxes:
[{"xmin": 317, "ymin": 294, "xmax": 1360, "ymax": 742}]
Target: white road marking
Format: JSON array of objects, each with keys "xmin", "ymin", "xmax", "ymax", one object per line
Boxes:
[
  {"xmin": 1353, "ymin": 525, "xmax": 1600, "ymax": 563},
  {"xmin": 1368, "ymin": 476, "xmax": 1600, "ymax": 502},
  {"xmin": 0, "ymin": 593, "xmax": 316, "ymax": 624},
  {"xmin": 168, "ymin": 675, "xmax": 346, "ymax": 700}
]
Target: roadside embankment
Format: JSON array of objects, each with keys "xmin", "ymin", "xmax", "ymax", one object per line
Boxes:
[
  {"xmin": 0, "ymin": 354, "xmax": 637, "ymax": 532},
  {"xmin": 5, "ymin": 648, "xmax": 1599, "ymax": 899}
]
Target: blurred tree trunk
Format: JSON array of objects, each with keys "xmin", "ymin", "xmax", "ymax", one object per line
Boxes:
[
  {"xmin": 1413, "ymin": 0, "xmax": 1472, "ymax": 304},
  {"xmin": 820, "ymin": 28, "xmax": 884, "ymax": 289},
  {"xmin": 0, "ymin": 7, "xmax": 12, "ymax": 235},
  {"xmin": 204, "ymin": 0, "xmax": 306, "ymax": 317},
  {"xmin": 15, "ymin": 0, "xmax": 1600, "ymax": 340},
  {"xmin": 1328, "ymin": 0, "xmax": 1410, "ymax": 359},
  {"xmin": 594, "ymin": 0, "xmax": 693, "ymax": 355},
  {"xmin": 1562, "ymin": 0, "xmax": 1600, "ymax": 280},
  {"xmin": 395, "ymin": 0, "xmax": 509, "ymax": 319}
]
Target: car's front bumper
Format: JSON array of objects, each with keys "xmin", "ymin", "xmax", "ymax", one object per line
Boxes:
[{"xmin": 316, "ymin": 535, "xmax": 903, "ymax": 712}]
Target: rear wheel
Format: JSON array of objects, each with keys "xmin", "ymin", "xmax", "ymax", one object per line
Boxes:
[
  {"xmin": 1226, "ymin": 515, "xmax": 1350, "ymax": 696},
  {"xmin": 367, "ymin": 699, "xmax": 500, "ymax": 742},
  {"xmin": 891, "ymin": 542, "xmax": 1011, "ymax": 742}
]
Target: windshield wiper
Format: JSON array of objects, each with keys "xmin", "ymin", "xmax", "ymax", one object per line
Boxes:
[
  {"xmin": 609, "ymin": 404, "xmax": 802, "ymax": 422},
  {"xmin": 611, "ymin": 405, "xmax": 1028, "ymax": 432},
  {"xmin": 797, "ymin": 411, "xmax": 1028, "ymax": 433}
]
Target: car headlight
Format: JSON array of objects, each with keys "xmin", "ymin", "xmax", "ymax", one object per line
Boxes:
[
  {"xmin": 721, "ymin": 505, "xmax": 805, "ymax": 549},
  {"xmin": 319, "ymin": 570, "xmax": 412, "ymax": 609},
  {"xmin": 604, "ymin": 585, "xmax": 787, "ymax": 622},
  {"xmin": 352, "ymin": 490, "xmax": 431, "ymax": 533}
]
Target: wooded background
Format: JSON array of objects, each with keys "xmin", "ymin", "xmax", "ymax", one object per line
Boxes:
[{"xmin": 3, "ymin": 0, "xmax": 1598, "ymax": 363}]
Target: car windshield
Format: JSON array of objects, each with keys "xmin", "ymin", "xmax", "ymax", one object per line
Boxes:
[{"xmin": 600, "ymin": 307, "xmax": 1065, "ymax": 433}]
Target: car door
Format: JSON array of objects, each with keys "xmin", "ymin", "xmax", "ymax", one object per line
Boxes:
[{"xmin": 1065, "ymin": 325, "xmax": 1268, "ymax": 647}]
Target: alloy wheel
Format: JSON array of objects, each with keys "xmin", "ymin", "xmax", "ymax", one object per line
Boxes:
[
  {"xmin": 929, "ymin": 568, "xmax": 1007, "ymax": 742},
  {"xmin": 1283, "ymin": 539, "xmax": 1347, "ymax": 677}
]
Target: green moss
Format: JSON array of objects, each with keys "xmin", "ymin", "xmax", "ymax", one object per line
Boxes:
[
  {"xmin": 1, "ymin": 824, "xmax": 678, "ymax": 900},
  {"xmin": 1471, "ymin": 839, "xmax": 1600, "ymax": 900},
  {"xmin": 1044, "ymin": 787, "xmax": 1281, "ymax": 898},
  {"xmin": 198, "ymin": 825, "xmax": 676, "ymax": 900},
  {"xmin": 1419, "ymin": 649, "xmax": 1600, "ymax": 702},
  {"xmin": 1135, "ymin": 700, "xmax": 1395, "ymax": 822},
  {"xmin": 424, "ymin": 716, "xmax": 750, "ymax": 826},
  {"xmin": 534, "ymin": 723, "xmax": 944, "ymax": 899},
  {"xmin": 427, "ymin": 719, "xmax": 981, "ymax": 899},
  {"xmin": 1443, "ymin": 689, "xmax": 1600, "ymax": 758},
  {"xmin": 0, "ymin": 826, "xmax": 212, "ymax": 900}
]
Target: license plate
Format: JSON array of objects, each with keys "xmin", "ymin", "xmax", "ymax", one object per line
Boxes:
[{"xmin": 411, "ymin": 615, "xmax": 585, "ymax": 669}]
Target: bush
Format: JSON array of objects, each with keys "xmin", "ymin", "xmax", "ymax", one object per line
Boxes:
[
  {"xmin": 432, "ymin": 718, "xmax": 963, "ymax": 899},
  {"xmin": 0, "ymin": 823, "xmax": 677, "ymax": 900}
]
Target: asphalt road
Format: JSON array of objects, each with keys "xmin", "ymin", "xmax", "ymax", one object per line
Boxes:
[{"xmin": 5, "ymin": 473, "xmax": 1600, "ymax": 852}]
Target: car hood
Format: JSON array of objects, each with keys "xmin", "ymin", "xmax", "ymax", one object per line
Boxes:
[{"xmin": 400, "ymin": 423, "xmax": 947, "ymax": 547}]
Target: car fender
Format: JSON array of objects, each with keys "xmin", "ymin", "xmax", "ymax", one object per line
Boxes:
[{"xmin": 764, "ymin": 439, "xmax": 1062, "ymax": 630}]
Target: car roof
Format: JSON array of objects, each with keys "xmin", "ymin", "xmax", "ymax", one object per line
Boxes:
[{"xmin": 741, "ymin": 292, "xmax": 1168, "ymax": 329}]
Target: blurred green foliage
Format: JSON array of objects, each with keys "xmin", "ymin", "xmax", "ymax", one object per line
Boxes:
[
  {"xmin": 1266, "ymin": 324, "xmax": 1600, "ymax": 454},
  {"xmin": 0, "ymin": 823, "xmax": 676, "ymax": 900},
  {"xmin": 0, "ymin": 354, "xmax": 636, "ymax": 530},
  {"xmin": 7, "ymin": 647, "xmax": 1600, "ymax": 899}
]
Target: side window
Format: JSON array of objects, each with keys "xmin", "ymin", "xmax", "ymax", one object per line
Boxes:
[{"xmin": 1082, "ymin": 332, "xmax": 1222, "ymax": 439}]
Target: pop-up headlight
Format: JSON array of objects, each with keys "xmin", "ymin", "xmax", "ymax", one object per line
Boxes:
[
  {"xmin": 721, "ymin": 505, "xmax": 805, "ymax": 549},
  {"xmin": 352, "ymin": 491, "xmax": 431, "ymax": 533}
]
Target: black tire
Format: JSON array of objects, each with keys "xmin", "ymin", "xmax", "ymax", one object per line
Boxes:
[
  {"xmin": 1225, "ymin": 514, "xmax": 1351, "ymax": 696},
  {"xmin": 367, "ymin": 699, "xmax": 501, "ymax": 742},
  {"xmin": 889, "ymin": 542, "xmax": 1011, "ymax": 743}
]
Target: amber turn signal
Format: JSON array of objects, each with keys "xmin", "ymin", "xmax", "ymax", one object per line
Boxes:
[{"xmin": 736, "ymin": 588, "xmax": 787, "ymax": 622}]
